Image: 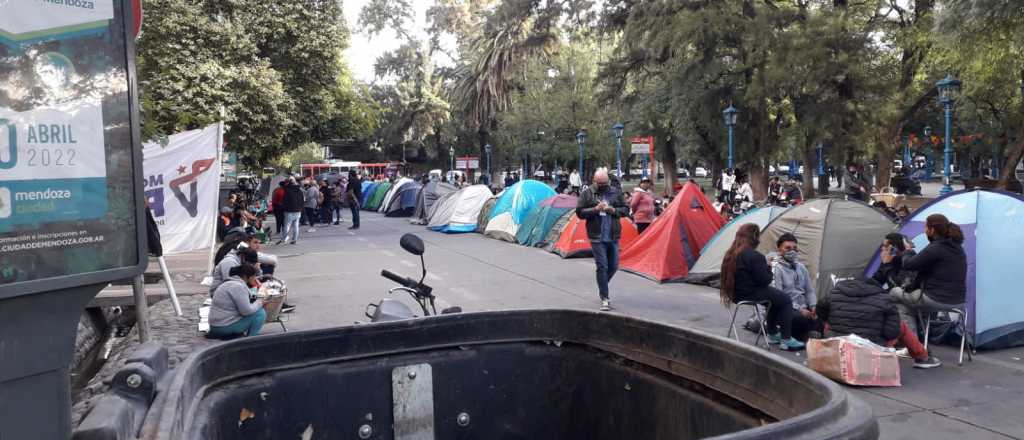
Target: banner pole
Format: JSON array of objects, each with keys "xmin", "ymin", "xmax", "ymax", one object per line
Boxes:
[{"xmin": 206, "ymin": 116, "xmax": 225, "ymax": 274}]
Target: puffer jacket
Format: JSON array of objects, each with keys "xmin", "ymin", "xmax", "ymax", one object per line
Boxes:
[
  {"xmin": 816, "ymin": 278, "xmax": 901, "ymax": 345},
  {"xmin": 576, "ymin": 184, "xmax": 629, "ymax": 241}
]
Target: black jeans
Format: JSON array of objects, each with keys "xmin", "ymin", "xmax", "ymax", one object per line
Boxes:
[
  {"xmin": 350, "ymin": 201, "xmax": 360, "ymax": 227},
  {"xmin": 304, "ymin": 207, "xmax": 318, "ymax": 226},
  {"xmin": 736, "ymin": 286, "xmax": 794, "ymax": 339},
  {"xmin": 273, "ymin": 210, "xmax": 285, "ymax": 234},
  {"xmin": 636, "ymin": 222, "xmax": 650, "ymax": 234},
  {"xmin": 321, "ymin": 202, "xmax": 333, "ymax": 224},
  {"xmin": 791, "ymin": 314, "xmax": 822, "ymax": 342}
]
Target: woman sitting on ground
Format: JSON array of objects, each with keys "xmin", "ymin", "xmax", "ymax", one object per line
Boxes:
[
  {"xmin": 720, "ymin": 223, "xmax": 804, "ymax": 350},
  {"xmin": 208, "ymin": 264, "xmax": 266, "ymax": 339}
]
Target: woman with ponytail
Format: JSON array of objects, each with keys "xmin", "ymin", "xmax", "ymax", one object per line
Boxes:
[
  {"xmin": 720, "ymin": 223, "xmax": 804, "ymax": 350},
  {"xmin": 208, "ymin": 263, "xmax": 266, "ymax": 339}
]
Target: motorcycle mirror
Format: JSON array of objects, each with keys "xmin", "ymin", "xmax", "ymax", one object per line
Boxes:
[{"xmin": 399, "ymin": 233, "xmax": 425, "ymax": 256}]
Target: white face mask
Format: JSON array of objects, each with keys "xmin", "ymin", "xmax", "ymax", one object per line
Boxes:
[{"xmin": 784, "ymin": 250, "xmax": 799, "ymax": 263}]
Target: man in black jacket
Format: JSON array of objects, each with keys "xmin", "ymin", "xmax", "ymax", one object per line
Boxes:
[
  {"xmin": 576, "ymin": 168, "xmax": 629, "ymax": 311},
  {"xmin": 818, "ymin": 277, "xmax": 941, "ymax": 368},
  {"xmin": 889, "ymin": 214, "xmax": 967, "ymax": 336},
  {"xmin": 346, "ymin": 171, "xmax": 362, "ymax": 230},
  {"xmin": 277, "ymin": 177, "xmax": 305, "ymax": 245}
]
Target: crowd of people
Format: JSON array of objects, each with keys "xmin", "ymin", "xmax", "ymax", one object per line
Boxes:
[
  {"xmin": 267, "ymin": 173, "xmax": 364, "ymax": 245},
  {"xmin": 717, "ymin": 213, "xmax": 965, "ymax": 368}
]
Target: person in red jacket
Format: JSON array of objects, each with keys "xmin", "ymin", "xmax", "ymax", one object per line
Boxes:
[
  {"xmin": 629, "ymin": 179, "xmax": 656, "ymax": 233},
  {"xmin": 271, "ymin": 181, "xmax": 287, "ymax": 235}
]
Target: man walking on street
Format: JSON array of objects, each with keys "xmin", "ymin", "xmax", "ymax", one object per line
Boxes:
[
  {"xmin": 346, "ymin": 170, "xmax": 362, "ymax": 230},
  {"xmin": 277, "ymin": 177, "xmax": 304, "ymax": 245},
  {"xmin": 271, "ymin": 181, "xmax": 287, "ymax": 236},
  {"xmin": 576, "ymin": 168, "xmax": 629, "ymax": 311}
]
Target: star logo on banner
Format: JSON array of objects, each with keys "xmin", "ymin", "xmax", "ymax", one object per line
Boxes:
[{"xmin": 177, "ymin": 165, "xmax": 187, "ymax": 174}]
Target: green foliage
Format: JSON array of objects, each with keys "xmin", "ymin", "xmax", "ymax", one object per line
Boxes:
[{"xmin": 137, "ymin": 0, "xmax": 377, "ymax": 166}]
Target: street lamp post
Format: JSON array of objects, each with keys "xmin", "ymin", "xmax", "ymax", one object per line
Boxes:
[
  {"xmin": 612, "ymin": 122, "xmax": 624, "ymax": 178},
  {"xmin": 449, "ymin": 146, "xmax": 455, "ymax": 180},
  {"xmin": 924, "ymin": 125, "xmax": 933, "ymax": 180},
  {"xmin": 723, "ymin": 106, "xmax": 738, "ymax": 170},
  {"xmin": 576, "ymin": 130, "xmax": 587, "ymax": 180},
  {"xmin": 936, "ymin": 73, "xmax": 962, "ymax": 195},
  {"xmin": 485, "ymin": 143, "xmax": 492, "ymax": 185}
]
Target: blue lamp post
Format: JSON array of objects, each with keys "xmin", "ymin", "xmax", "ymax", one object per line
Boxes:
[
  {"xmin": 723, "ymin": 106, "xmax": 738, "ymax": 170},
  {"xmin": 576, "ymin": 130, "xmax": 587, "ymax": 179},
  {"xmin": 817, "ymin": 143, "xmax": 825, "ymax": 176},
  {"xmin": 449, "ymin": 146, "xmax": 455, "ymax": 179},
  {"xmin": 924, "ymin": 125, "xmax": 933, "ymax": 180},
  {"xmin": 936, "ymin": 73, "xmax": 962, "ymax": 195},
  {"xmin": 484, "ymin": 143, "xmax": 492, "ymax": 184},
  {"xmin": 612, "ymin": 122, "xmax": 625, "ymax": 178}
]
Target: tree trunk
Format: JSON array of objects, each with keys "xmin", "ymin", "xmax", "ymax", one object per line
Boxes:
[
  {"xmin": 749, "ymin": 160, "xmax": 768, "ymax": 201},
  {"xmin": 997, "ymin": 140, "xmax": 1024, "ymax": 190},
  {"xmin": 661, "ymin": 137, "xmax": 679, "ymax": 197},
  {"xmin": 801, "ymin": 144, "xmax": 817, "ymax": 199},
  {"xmin": 874, "ymin": 149, "xmax": 890, "ymax": 193}
]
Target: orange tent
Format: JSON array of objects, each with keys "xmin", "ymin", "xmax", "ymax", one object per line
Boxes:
[
  {"xmin": 620, "ymin": 182, "xmax": 725, "ymax": 282},
  {"xmin": 550, "ymin": 215, "xmax": 640, "ymax": 258}
]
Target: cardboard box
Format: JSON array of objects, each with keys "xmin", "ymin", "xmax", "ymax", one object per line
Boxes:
[{"xmin": 807, "ymin": 337, "xmax": 901, "ymax": 387}]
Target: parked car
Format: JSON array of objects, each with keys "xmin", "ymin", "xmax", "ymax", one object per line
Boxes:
[
  {"xmin": 694, "ymin": 167, "xmax": 709, "ymax": 178},
  {"xmin": 676, "ymin": 168, "xmax": 690, "ymax": 178}
]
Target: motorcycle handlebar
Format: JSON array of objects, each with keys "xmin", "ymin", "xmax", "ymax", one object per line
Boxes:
[{"xmin": 380, "ymin": 269, "xmax": 434, "ymax": 298}]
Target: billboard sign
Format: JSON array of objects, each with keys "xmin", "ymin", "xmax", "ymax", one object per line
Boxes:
[{"xmin": 0, "ymin": 0, "xmax": 146, "ymax": 297}]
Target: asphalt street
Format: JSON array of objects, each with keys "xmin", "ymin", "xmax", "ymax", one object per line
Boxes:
[{"xmin": 263, "ymin": 210, "xmax": 1024, "ymax": 440}]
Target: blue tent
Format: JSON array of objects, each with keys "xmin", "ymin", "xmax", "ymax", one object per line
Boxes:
[
  {"xmin": 866, "ymin": 188, "xmax": 1024, "ymax": 350},
  {"xmin": 360, "ymin": 182, "xmax": 378, "ymax": 207},
  {"xmin": 484, "ymin": 180, "xmax": 557, "ymax": 242},
  {"xmin": 384, "ymin": 181, "xmax": 422, "ymax": 217}
]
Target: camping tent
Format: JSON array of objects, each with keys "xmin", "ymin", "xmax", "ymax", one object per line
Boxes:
[
  {"xmin": 484, "ymin": 180, "xmax": 556, "ymax": 242},
  {"xmin": 360, "ymin": 182, "xmax": 378, "ymax": 207},
  {"xmin": 549, "ymin": 215, "xmax": 640, "ymax": 258},
  {"xmin": 412, "ymin": 181, "xmax": 458, "ymax": 224},
  {"xmin": 364, "ymin": 182, "xmax": 392, "ymax": 211},
  {"xmin": 685, "ymin": 205, "xmax": 791, "ymax": 286},
  {"xmin": 757, "ymin": 198, "xmax": 894, "ymax": 298},
  {"xmin": 427, "ymin": 185, "xmax": 494, "ymax": 233},
  {"xmin": 384, "ymin": 181, "xmax": 422, "ymax": 217},
  {"xmin": 476, "ymin": 193, "xmax": 501, "ymax": 233},
  {"xmin": 865, "ymin": 188, "xmax": 1024, "ymax": 350},
  {"xmin": 619, "ymin": 183, "xmax": 726, "ymax": 282},
  {"xmin": 515, "ymin": 194, "xmax": 578, "ymax": 247},
  {"xmin": 379, "ymin": 177, "xmax": 413, "ymax": 213}
]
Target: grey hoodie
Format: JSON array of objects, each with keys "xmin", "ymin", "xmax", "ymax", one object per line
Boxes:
[
  {"xmin": 767, "ymin": 251, "xmax": 817, "ymax": 311},
  {"xmin": 209, "ymin": 277, "xmax": 264, "ymax": 327}
]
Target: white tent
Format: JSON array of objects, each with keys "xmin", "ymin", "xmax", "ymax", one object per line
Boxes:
[
  {"xmin": 484, "ymin": 212, "xmax": 518, "ymax": 242},
  {"xmin": 427, "ymin": 185, "xmax": 493, "ymax": 233}
]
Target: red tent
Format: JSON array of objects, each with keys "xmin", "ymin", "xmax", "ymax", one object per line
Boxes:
[
  {"xmin": 551, "ymin": 215, "xmax": 640, "ymax": 258},
  {"xmin": 620, "ymin": 182, "xmax": 725, "ymax": 282}
]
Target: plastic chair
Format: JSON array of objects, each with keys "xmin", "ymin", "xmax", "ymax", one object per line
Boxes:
[
  {"xmin": 727, "ymin": 300, "xmax": 772, "ymax": 350},
  {"xmin": 921, "ymin": 307, "xmax": 973, "ymax": 366}
]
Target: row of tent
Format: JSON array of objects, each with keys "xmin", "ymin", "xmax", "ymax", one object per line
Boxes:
[{"xmin": 368, "ymin": 177, "xmax": 1024, "ymax": 350}]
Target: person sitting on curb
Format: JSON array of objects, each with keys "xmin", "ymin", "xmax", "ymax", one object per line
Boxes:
[
  {"xmin": 817, "ymin": 276, "xmax": 942, "ymax": 369},
  {"xmin": 767, "ymin": 233, "xmax": 821, "ymax": 342},
  {"xmin": 211, "ymin": 230, "xmax": 293, "ymax": 313},
  {"xmin": 208, "ymin": 264, "xmax": 266, "ymax": 339}
]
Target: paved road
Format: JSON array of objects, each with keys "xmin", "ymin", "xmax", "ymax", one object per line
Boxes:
[{"xmin": 263, "ymin": 211, "xmax": 1023, "ymax": 439}]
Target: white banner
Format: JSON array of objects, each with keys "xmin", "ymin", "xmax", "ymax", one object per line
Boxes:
[
  {"xmin": 631, "ymin": 143, "xmax": 649, "ymax": 155},
  {"xmin": 142, "ymin": 124, "xmax": 221, "ymax": 255}
]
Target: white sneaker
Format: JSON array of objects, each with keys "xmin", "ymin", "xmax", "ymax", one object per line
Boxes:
[
  {"xmin": 307, "ymin": 228, "xmax": 316, "ymax": 233},
  {"xmin": 893, "ymin": 348, "xmax": 911, "ymax": 358},
  {"xmin": 600, "ymin": 300, "xmax": 612, "ymax": 311}
]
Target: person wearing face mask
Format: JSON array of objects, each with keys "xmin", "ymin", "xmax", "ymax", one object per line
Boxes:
[
  {"xmin": 889, "ymin": 214, "xmax": 967, "ymax": 336},
  {"xmin": 843, "ymin": 163, "xmax": 870, "ymax": 202},
  {"xmin": 719, "ymin": 223, "xmax": 804, "ymax": 350},
  {"xmin": 208, "ymin": 264, "xmax": 266, "ymax": 339},
  {"xmin": 768, "ymin": 234, "xmax": 820, "ymax": 341},
  {"xmin": 576, "ymin": 168, "xmax": 630, "ymax": 311}
]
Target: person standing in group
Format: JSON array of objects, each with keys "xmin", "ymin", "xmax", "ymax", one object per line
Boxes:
[
  {"xmin": 346, "ymin": 170, "xmax": 362, "ymax": 230},
  {"xmin": 318, "ymin": 180, "xmax": 333, "ymax": 226},
  {"xmin": 889, "ymin": 214, "xmax": 967, "ymax": 336},
  {"xmin": 569, "ymin": 169, "xmax": 582, "ymax": 195},
  {"xmin": 843, "ymin": 163, "xmax": 870, "ymax": 202},
  {"xmin": 304, "ymin": 179, "xmax": 321, "ymax": 231},
  {"xmin": 720, "ymin": 169, "xmax": 735, "ymax": 203},
  {"xmin": 331, "ymin": 181, "xmax": 345, "ymax": 225},
  {"xmin": 277, "ymin": 177, "xmax": 305, "ymax": 245},
  {"xmin": 576, "ymin": 168, "xmax": 629, "ymax": 311},
  {"xmin": 629, "ymin": 178, "xmax": 656, "ymax": 233},
  {"xmin": 504, "ymin": 171, "xmax": 515, "ymax": 189},
  {"xmin": 270, "ymin": 181, "xmax": 287, "ymax": 236},
  {"xmin": 719, "ymin": 223, "xmax": 805, "ymax": 350}
]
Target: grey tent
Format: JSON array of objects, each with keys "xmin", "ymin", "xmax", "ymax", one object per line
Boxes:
[
  {"xmin": 755, "ymin": 199, "xmax": 895, "ymax": 298},
  {"xmin": 685, "ymin": 205, "xmax": 790, "ymax": 286},
  {"xmin": 412, "ymin": 181, "xmax": 458, "ymax": 224},
  {"xmin": 475, "ymin": 193, "xmax": 501, "ymax": 233}
]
